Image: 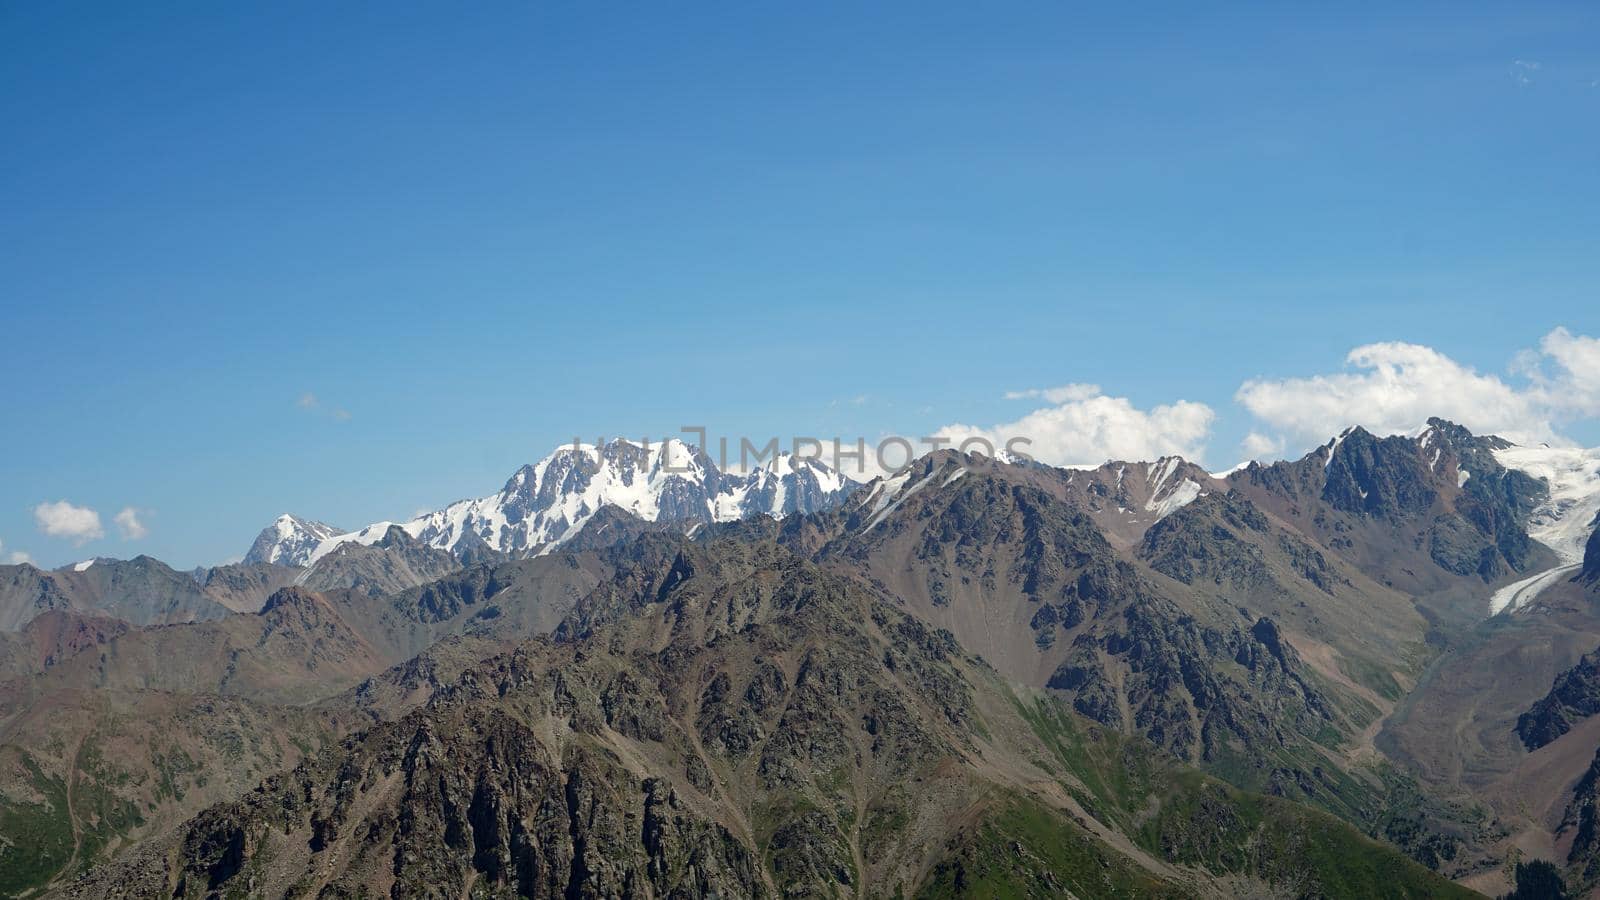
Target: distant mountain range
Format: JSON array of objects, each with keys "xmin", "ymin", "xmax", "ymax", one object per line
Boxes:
[
  {"xmin": 4, "ymin": 418, "xmax": 1600, "ymax": 897},
  {"xmin": 245, "ymin": 425, "xmax": 1600, "ymax": 611},
  {"xmin": 247, "ymin": 439, "xmax": 861, "ymax": 567}
]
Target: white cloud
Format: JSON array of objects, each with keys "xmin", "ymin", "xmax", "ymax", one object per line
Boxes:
[
  {"xmin": 1235, "ymin": 328, "xmax": 1599, "ymax": 452},
  {"xmin": 297, "ymin": 392, "xmax": 319, "ymax": 409},
  {"xmin": 1240, "ymin": 431, "xmax": 1286, "ymax": 460},
  {"xmin": 1003, "ymin": 383, "xmax": 1103, "ymax": 404},
  {"xmin": 33, "ymin": 500, "xmax": 104, "ymax": 545},
  {"xmin": 6, "ymin": 551, "xmax": 30, "ymax": 565},
  {"xmin": 1528, "ymin": 327, "xmax": 1600, "ymax": 417},
  {"xmin": 934, "ymin": 389, "xmax": 1216, "ymax": 468},
  {"xmin": 114, "ymin": 507, "xmax": 148, "ymax": 541}
]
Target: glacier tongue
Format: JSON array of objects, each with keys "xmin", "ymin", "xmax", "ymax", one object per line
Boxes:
[
  {"xmin": 1494, "ymin": 444, "xmax": 1600, "ymax": 565},
  {"xmin": 1488, "ymin": 443, "xmax": 1600, "ymax": 614}
]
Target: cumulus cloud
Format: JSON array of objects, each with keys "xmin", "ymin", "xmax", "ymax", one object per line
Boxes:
[
  {"xmin": 1240, "ymin": 431, "xmax": 1286, "ymax": 460},
  {"xmin": 114, "ymin": 507, "xmax": 148, "ymax": 540},
  {"xmin": 33, "ymin": 500, "xmax": 104, "ymax": 544},
  {"xmin": 1525, "ymin": 327, "xmax": 1600, "ymax": 417},
  {"xmin": 0, "ymin": 538, "xmax": 20, "ymax": 566},
  {"xmin": 1235, "ymin": 327, "xmax": 1600, "ymax": 451},
  {"xmin": 934, "ymin": 389, "xmax": 1216, "ymax": 468}
]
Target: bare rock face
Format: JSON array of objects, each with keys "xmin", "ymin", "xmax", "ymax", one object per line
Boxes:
[
  {"xmin": 823, "ymin": 457, "xmax": 1343, "ymax": 787},
  {"xmin": 1518, "ymin": 646, "xmax": 1600, "ymax": 750},
  {"xmin": 0, "ymin": 608, "xmax": 127, "ymax": 677},
  {"xmin": 1139, "ymin": 491, "xmax": 1347, "ymax": 595},
  {"xmin": 1584, "ymin": 525, "xmax": 1600, "ymax": 583},
  {"xmin": 296, "ymin": 524, "xmax": 462, "ymax": 597},
  {"xmin": 0, "ymin": 556, "xmax": 298, "ymax": 631},
  {"xmin": 1045, "ymin": 598, "xmax": 1333, "ymax": 766},
  {"xmin": 157, "ymin": 708, "xmax": 765, "ymax": 899},
  {"xmin": 1230, "ymin": 419, "xmax": 1550, "ymax": 591},
  {"xmin": 1560, "ymin": 748, "xmax": 1600, "ymax": 890},
  {"xmin": 0, "ymin": 564, "xmax": 76, "ymax": 630},
  {"xmin": 0, "ymin": 557, "xmax": 234, "ymax": 632},
  {"xmin": 1320, "ymin": 427, "xmax": 1442, "ymax": 520},
  {"xmin": 57, "ymin": 540, "xmax": 981, "ymax": 898},
  {"xmin": 196, "ymin": 561, "xmax": 301, "ymax": 613}
]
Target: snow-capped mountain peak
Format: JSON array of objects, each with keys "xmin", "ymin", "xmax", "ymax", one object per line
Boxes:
[
  {"xmin": 248, "ymin": 439, "xmax": 862, "ymax": 568},
  {"xmin": 242, "ymin": 514, "xmax": 343, "ymax": 567}
]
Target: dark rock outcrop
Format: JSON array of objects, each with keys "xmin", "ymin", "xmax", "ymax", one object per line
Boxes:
[
  {"xmin": 298, "ymin": 525, "xmax": 462, "ymax": 597},
  {"xmin": 1517, "ymin": 647, "xmax": 1600, "ymax": 750},
  {"xmin": 1561, "ymin": 747, "xmax": 1600, "ymax": 890},
  {"xmin": 1584, "ymin": 526, "xmax": 1600, "ymax": 584}
]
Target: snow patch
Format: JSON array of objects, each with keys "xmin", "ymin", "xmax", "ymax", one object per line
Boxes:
[
  {"xmin": 1144, "ymin": 479, "xmax": 1201, "ymax": 520},
  {"xmin": 864, "ymin": 468, "xmax": 941, "ymax": 532},
  {"xmin": 1209, "ymin": 461, "xmax": 1251, "ymax": 479},
  {"xmin": 1323, "ymin": 429, "xmax": 1353, "ymax": 469},
  {"xmin": 1147, "ymin": 457, "xmax": 1182, "ymax": 495}
]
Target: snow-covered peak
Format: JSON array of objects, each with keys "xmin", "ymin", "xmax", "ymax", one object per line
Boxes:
[
  {"xmin": 1321, "ymin": 426, "xmax": 1360, "ymax": 469},
  {"xmin": 1135, "ymin": 456, "xmax": 1204, "ymax": 519},
  {"xmin": 243, "ymin": 514, "xmax": 344, "ymax": 567},
  {"xmin": 283, "ymin": 439, "xmax": 863, "ymax": 566}
]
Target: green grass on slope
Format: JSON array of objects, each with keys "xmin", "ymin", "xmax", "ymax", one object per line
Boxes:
[
  {"xmin": 1006, "ymin": 692, "xmax": 1480, "ymax": 899},
  {"xmin": 0, "ymin": 754, "xmax": 74, "ymax": 898},
  {"xmin": 1138, "ymin": 770, "xmax": 1478, "ymax": 899},
  {"xmin": 917, "ymin": 795, "xmax": 1187, "ymax": 899},
  {"xmin": 70, "ymin": 740, "xmax": 146, "ymax": 874}
]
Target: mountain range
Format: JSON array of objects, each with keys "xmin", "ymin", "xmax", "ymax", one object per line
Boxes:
[
  {"xmin": 245, "ymin": 440, "xmax": 860, "ymax": 569},
  {"xmin": 2, "ymin": 421, "xmax": 1599, "ymax": 897}
]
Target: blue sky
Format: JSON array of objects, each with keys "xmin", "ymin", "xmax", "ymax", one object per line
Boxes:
[{"xmin": 3, "ymin": 3, "xmax": 1598, "ymax": 568}]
